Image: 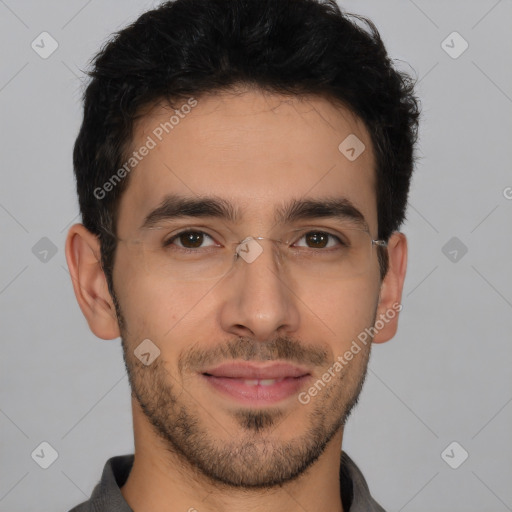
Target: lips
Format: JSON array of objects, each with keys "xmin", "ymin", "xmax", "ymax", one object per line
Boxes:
[
  {"xmin": 202, "ymin": 362, "xmax": 310, "ymax": 380},
  {"xmin": 201, "ymin": 362, "xmax": 311, "ymax": 405}
]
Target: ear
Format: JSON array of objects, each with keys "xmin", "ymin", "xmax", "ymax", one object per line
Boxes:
[
  {"xmin": 372, "ymin": 231, "xmax": 407, "ymax": 344},
  {"xmin": 65, "ymin": 223, "xmax": 121, "ymax": 340}
]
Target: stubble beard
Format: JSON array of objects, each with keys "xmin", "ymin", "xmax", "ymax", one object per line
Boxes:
[{"xmin": 114, "ymin": 292, "xmax": 374, "ymax": 489}]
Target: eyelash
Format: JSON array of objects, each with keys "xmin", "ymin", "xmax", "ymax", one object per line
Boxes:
[{"xmin": 162, "ymin": 229, "xmax": 347, "ymax": 251}]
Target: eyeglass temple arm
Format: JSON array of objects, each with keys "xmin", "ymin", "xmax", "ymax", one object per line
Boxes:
[{"xmin": 241, "ymin": 235, "xmax": 388, "ymax": 247}]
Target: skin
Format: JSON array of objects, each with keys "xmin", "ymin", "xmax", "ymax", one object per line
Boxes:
[{"xmin": 65, "ymin": 87, "xmax": 407, "ymax": 512}]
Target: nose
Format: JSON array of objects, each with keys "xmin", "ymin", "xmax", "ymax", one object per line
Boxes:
[{"xmin": 217, "ymin": 237, "xmax": 300, "ymax": 342}]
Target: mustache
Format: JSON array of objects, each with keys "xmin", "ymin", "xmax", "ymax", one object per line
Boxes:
[{"xmin": 178, "ymin": 336, "xmax": 329, "ymax": 374}]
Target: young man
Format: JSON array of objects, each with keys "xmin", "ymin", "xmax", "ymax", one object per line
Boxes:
[{"xmin": 65, "ymin": 0, "xmax": 419, "ymax": 510}]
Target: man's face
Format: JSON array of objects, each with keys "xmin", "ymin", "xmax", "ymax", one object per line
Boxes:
[{"xmin": 112, "ymin": 90, "xmax": 382, "ymax": 487}]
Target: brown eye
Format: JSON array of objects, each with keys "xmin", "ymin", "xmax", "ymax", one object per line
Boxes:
[
  {"xmin": 294, "ymin": 231, "xmax": 342, "ymax": 249},
  {"xmin": 180, "ymin": 232, "xmax": 204, "ymax": 248},
  {"xmin": 305, "ymin": 232, "xmax": 329, "ymax": 248},
  {"xmin": 163, "ymin": 231, "xmax": 215, "ymax": 249}
]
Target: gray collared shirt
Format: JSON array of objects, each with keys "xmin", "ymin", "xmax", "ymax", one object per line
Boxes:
[{"xmin": 69, "ymin": 451, "xmax": 386, "ymax": 511}]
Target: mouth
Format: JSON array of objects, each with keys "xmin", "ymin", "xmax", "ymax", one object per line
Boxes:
[{"xmin": 200, "ymin": 362, "xmax": 312, "ymax": 405}]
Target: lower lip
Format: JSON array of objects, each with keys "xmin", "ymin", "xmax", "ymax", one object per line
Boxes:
[{"xmin": 201, "ymin": 374, "xmax": 311, "ymax": 405}]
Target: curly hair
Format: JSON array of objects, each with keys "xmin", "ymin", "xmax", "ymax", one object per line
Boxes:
[{"xmin": 73, "ymin": 0, "xmax": 420, "ymax": 296}]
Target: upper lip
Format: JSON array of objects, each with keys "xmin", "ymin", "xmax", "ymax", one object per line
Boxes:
[{"xmin": 202, "ymin": 362, "xmax": 311, "ymax": 380}]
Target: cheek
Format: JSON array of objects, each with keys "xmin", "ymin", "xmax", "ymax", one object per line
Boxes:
[
  {"xmin": 298, "ymin": 277, "xmax": 379, "ymax": 353},
  {"xmin": 114, "ymin": 268, "xmax": 217, "ymax": 342}
]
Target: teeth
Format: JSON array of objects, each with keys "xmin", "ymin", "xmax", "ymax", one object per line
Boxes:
[
  {"xmin": 242, "ymin": 378, "xmax": 285, "ymax": 386},
  {"xmin": 259, "ymin": 379, "xmax": 279, "ymax": 386}
]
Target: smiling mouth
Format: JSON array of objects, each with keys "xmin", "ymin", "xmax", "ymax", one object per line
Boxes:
[
  {"xmin": 203, "ymin": 376, "xmax": 287, "ymax": 386},
  {"xmin": 200, "ymin": 361, "xmax": 312, "ymax": 405}
]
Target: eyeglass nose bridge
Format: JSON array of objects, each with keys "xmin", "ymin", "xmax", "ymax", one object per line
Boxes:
[{"xmin": 234, "ymin": 236, "xmax": 287, "ymax": 266}]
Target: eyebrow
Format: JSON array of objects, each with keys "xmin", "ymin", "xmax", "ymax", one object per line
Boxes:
[{"xmin": 140, "ymin": 193, "xmax": 369, "ymax": 231}]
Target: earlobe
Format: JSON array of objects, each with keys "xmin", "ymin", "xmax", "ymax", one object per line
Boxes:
[
  {"xmin": 65, "ymin": 223, "xmax": 121, "ymax": 340},
  {"xmin": 372, "ymin": 231, "xmax": 408, "ymax": 344}
]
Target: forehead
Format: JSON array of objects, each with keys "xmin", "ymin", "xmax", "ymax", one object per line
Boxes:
[{"xmin": 116, "ymin": 89, "xmax": 377, "ymax": 237}]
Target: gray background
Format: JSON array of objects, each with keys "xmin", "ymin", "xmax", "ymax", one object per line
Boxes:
[{"xmin": 1, "ymin": 1, "xmax": 511, "ymax": 511}]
